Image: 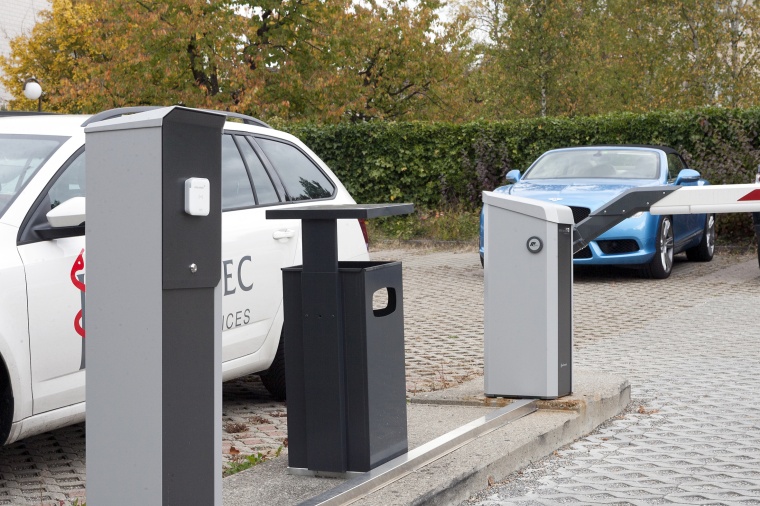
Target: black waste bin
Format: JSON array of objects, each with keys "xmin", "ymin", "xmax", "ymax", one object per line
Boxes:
[
  {"xmin": 283, "ymin": 261, "xmax": 408, "ymax": 473},
  {"xmin": 267, "ymin": 203, "xmax": 413, "ymax": 475}
]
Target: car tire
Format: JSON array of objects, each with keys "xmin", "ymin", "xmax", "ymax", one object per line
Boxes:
[
  {"xmin": 644, "ymin": 216, "xmax": 674, "ymax": 279},
  {"xmin": 685, "ymin": 214, "xmax": 715, "ymax": 262},
  {"xmin": 0, "ymin": 363, "xmax": 12, "ymax": 445},
  {"xmin": 260, "ymin": 333, "xmax": 286, "ymax": 401}
]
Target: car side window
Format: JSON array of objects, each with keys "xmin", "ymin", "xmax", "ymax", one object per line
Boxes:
[
  {"xmin": 667, "ymin": 153, "xmax": 684, "ymax": 181},
  {"xmin": 48, "ymin": 151, "xmax": 86, "ymax": 209},
  {"xmin": 233, "ymin": 136, "xmax": 280, "ymax": 206},
  {"xmin": 254, "ymin": 137, "xmax": 335, "ymax": 201},
  {"xmin": 222, "ymin": 134, "xmax": 256, "ymax": 210},
  {"xmin": 18, "ymin": 149, "xmax": 86, "ymax": 245}
]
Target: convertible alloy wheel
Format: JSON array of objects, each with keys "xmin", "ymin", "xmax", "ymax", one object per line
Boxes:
[
  {"xmin": 686, "ymin": 214, "xmax": 715, "ymax": 262},
  {"xmin": 705, "ymin": 214, "xmax": 715, "ymax": 255},
  {"xmin": 659, "ymin": 218, "xmax": 674, "ymax": 271},
  {"xmin": 701, "ymin": 214, "xmax": 716, "ymax": 259},
  {"xmin": 646, "ymin": 216, "xmax": 674, "ymax": 279}
]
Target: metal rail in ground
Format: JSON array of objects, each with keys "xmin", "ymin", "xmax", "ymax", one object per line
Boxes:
[{"xmin": 298, "ymin": 399, "xmax": 537, "ymax": 506}]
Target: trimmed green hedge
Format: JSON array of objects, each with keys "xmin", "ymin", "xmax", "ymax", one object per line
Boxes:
[{"xmin": 286, "ymin": 108, "xmax": 760, "ymax": 241}]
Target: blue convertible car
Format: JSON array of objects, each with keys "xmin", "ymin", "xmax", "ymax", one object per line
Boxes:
[{"xmin": 479, "ymin": 146, "xmax": 715, "ymax": 279}]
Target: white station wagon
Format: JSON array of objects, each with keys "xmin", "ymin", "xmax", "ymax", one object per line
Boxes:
[{"xmin": 0, "ymin": 107, "xmax": 370, "ymax": 444}]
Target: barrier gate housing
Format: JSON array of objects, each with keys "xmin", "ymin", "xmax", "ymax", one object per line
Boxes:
[
  {"xmin": 483, "ymin": 193, "xmax": 574, "ymax": 399},
  {"xmin": 483, "ymin": 184, "xmax": 760, "ymax": 400}
]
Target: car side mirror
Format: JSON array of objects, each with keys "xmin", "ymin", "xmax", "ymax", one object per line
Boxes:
[
  {"xmin": 47, "ymin": 196, "xmax": 86, "ymax": 227},
  {"xmin": 34, "ymin": 197, "xmax": 87, "ymax": 240},
  {"xmin": 505, "ymin": 169, "xmax": 521, "ymax": 184},
  {"xmin": 674, "ymin": 168, "xmax": 700, "ymax": 185}
]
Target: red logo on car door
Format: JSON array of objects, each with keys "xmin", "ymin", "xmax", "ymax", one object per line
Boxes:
[{"xmin": 71, "ymin": 249, "xmax": 86, "ymax": 369}]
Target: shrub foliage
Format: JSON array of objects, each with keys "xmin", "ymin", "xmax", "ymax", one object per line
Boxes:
[{"xmin": 289, "ymin": 108, "xmax": 760, "ymax": 241}]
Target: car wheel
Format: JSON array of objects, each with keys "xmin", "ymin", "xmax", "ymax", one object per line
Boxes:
[
  {"xmin": 260, "ymin": 333, "xmax": 286, "ymax": 401},
  {"xmin": 645, "ymin": 216, "xmax": 674, "ymax": 279},
  {"xmin": 685, "ymin": 214, "xmax": 715, "ymax": 262}
]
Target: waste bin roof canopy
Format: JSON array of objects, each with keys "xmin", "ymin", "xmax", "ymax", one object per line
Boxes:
[{"xmin": 267, "ymin": 203, "xmax": 413, "ymax": 220}]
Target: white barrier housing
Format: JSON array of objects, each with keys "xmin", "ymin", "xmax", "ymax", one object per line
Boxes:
[{"xmin": 483, "ymin": 192, "xmax": 574, "ymax": 399}]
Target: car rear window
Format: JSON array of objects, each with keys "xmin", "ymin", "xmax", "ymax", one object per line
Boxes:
[
  {"xmin": 221, "ymin": 134, "xmax": 256, "ymax": 210},
  {"xmin": 234, "ymin": 136, "xmax": 280, "ymax": 205},
  {"xmin": 0, "ymin": 135, "xmax": 68, "ymax": 219},
  {"xmin": 525, "ymin": 149, "xmax": 660, "ymax": 180},
  {"xmin": 255, "ymin": 137, "xmax": 335, "ymax": 201}
]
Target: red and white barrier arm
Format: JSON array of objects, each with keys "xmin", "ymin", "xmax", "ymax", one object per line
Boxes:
[{"xmin": 650, "ymin": 184, "xmax": 760, "ymax": 215}]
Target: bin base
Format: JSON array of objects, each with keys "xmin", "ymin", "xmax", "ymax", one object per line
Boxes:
[
  {"xmin": 485, "ymin": 392, "xmax": 572, "ymax": 400},
  {"xmin": 287, "ymin": 467, "xmax": 364, "ymax": 479}
]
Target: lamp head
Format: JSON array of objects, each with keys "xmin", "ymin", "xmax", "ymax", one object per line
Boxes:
[{"xmin": 23, "ymin": 79, "xmax": 42, "ymax": 101}]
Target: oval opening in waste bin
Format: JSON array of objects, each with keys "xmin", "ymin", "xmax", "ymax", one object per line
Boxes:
[{"xmin": 372, "ymin": 287, "xmax": 396, "ymax": 317}]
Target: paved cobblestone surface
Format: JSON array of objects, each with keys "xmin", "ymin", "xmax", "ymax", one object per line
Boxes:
[
  {"xmin": 0, "ymin": 244, "xmax": 487, "ymax": 505},
  {"xmin": 463, "ymin": 251, "xmax": 760, "ymax": 505},
  {"xmin": 371, "ymin": 246, "xmax": 485, "ymax": 394},
  {"xmin": 1, "ymin": 244, "xmax": 757, "ymax": 504}
]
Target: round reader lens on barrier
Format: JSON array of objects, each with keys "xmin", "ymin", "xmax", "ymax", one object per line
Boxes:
[{"xmin": 527, "ymin": 236, "xmax": 543, "ymax": 253}]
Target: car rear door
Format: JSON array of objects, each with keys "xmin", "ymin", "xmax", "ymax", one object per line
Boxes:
[{"xmin": 219, "ymin": 134, "xmax": 300, "ymax": 361}]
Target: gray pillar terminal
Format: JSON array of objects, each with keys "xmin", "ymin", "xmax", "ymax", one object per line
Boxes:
[
  {"xmin": 483, "ymin": 192, "xmax": 574, "ymax": 399},
  {"xmin": 85, "ymin": 107, "xmax": 225, "ymax": 505},
  {"xmin": 267, "ymin": 204, "xmax": 413, "ymax": 475},
  {"xmin": 483, "ymin": 187, "xmax": 677, "ymax": 399}
]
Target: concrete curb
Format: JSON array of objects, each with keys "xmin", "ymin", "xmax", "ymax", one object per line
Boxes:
[{"xmin": 222, "ymin": 370, "xmax": 630, "ymax": 506}]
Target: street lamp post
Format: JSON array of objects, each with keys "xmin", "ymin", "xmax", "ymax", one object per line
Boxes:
[{"xmin": 23, "ymin": 78, "xmax": 42, "ymax": 112}]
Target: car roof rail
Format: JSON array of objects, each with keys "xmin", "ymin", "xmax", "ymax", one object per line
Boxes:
[
  {"xmin": 82, "ymin": 106, "xmax": 271, "ymax": 128},
  {"xmin": 197, "ymin": 109, "xmax": 271, "ymax": 129},
  {"xmin": 81, "ymin": 106, "xmax": 162, "ymax": 127},
  {"xmin": 0, "ymin": 111, "xmax": 56, "ymax": 117}
]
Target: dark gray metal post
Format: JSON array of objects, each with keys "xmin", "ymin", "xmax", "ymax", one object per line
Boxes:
[
  {"xmin": 302, "ymin": 219, "xmax": 339, "ymax": 271},
  {"xmin": 301, "ymin": 218, "xmax": 347, "ymax": 472},
  {"xmin": 86, "ymin": 107, "xmax": 224, "ymax": 505}
]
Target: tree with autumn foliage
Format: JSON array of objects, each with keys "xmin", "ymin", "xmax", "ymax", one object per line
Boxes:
[
  {"xmin": 279, "ymin": 0, "xmax": 473, "ymax": 121},
  {"xmin": 1, "ymin": 0, "xmax": 318, "ymax": 114},
  {"xmin": 458, "ymin": 0, "xmax": 760, "ymax": 118},
  {"xmin": 460, "ymin": 0, "xmax": 608, "ymax": 119},
  {"xmin": 1, "ymin": 0, "xmax": 472, "ymax": 122},
  {"xmin": 7, "ymin": 0, "xmax": 760, "ymax": 121},
  {"xmin": 670, "ymin": 0, "xmax": 760, "ymax": 108}
]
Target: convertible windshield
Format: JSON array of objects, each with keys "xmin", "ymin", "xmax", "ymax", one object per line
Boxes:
[
  {"xmin": 0, "ymin": 135, "xmax": 67, "ymax": 218},
  {"xmin": 524, "ymin": 149, "xmax": 660, "ymax": 180}
]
